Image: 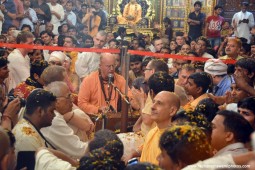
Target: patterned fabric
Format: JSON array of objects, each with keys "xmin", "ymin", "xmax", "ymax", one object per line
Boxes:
[
  {"xmin": 12, "ymin": 119, "xmax": 46, "ymax": 153},
  {"xmin": 14, "ymin": 78, "xmax": 39, "ymax": 99}
]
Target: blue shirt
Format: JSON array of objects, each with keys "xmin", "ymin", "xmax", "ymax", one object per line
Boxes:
[
  {"xmin": 2, "ymin": 0, "xmax": 16, "ymax": 33},
  {"xmin": 214, "ymin": 75, "xmax": 233, "ymax": 96}
]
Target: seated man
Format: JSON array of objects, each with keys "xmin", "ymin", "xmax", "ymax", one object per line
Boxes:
[
  {"xmin": 117, "ymin": 0, "xmax": 142, "ymax": 25},
  {"xmin": 41, "ymin": 81, "xmax": 90, "ymax": 159},
  {"xmin": 132, "ymin": 59, "xmax": 169, "ymax": 135},
  {"xmin": 211, "ymin": 110, "xmax": 253, "ymax": 156},
  {"xmin": 119, "ymin": 71, "xmax": 175, "ymax": 156},
  {"xmin": 129, "ymin": 55, "xmax": 144, "ymax": 87},
  {"xmin": 219, "ymin": 38, "xmax": 243, "ymax": 60},
  {"xmin": 219, "ymin": 81, "xmax": 250, "ymax": 112},
  {"xmin": 204, "ymin": 59, "xmax": 232, "ymax": 96},
  {"xmin": 81, "ymin": 5, "xmax": 101, "ymax": 37},
  {"xmin": 183, "ymin": 72, "xmax": 212, "ymax": 111},
  {"xmin": 158, "ymin": 124, "xmax": 211, "ymax": 170},
  {"xmin": 140, "ymin": 91, "xmax": 180, "ymax": 165},
  {"xmin": 238, "ymin": 97, "xmax": 255, "ymax": 129},
  {"xmin": 176, "ymin": 64, "xmax": 195, "ymax": 88},
  {"xmin": 132, "ymin": 71, "xmax": 174, "ymax": 135},
  {"xmin": 233, "ymin": 58, "xmax": 255, "ymax": 96},
  {"xmin": 78, "ymin": 53, "xmax": 136, "ymax": 115},
  {"xmin": 126, "ymin": 91, "xmax": 180, "ymax": 165},
  {"xmin": 12, "ymin": 89, "xmax": 57, "ymax": 153},
  {"xmin": 195, "ymin": 36, "xmax": 214, "ymax": 59},
  {"xmin": 41, "ymin": 65, "xmax": 94, "ymax": 142}
]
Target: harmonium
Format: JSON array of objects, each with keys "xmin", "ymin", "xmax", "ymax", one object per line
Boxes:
[{"xmin": 90, "ymin": 111, "xmax": 140, "ymax": 132}]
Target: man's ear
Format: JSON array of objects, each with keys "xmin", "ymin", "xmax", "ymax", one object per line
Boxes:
[
  {"xmin": 152, "ymin": 68, "xmax": 155, "ymax": 74},
  {"xmin": 169, "ymin": 106, "xmax": 178, "ymax": 117},
  {"xmin": 247, "ymin": 72, "xmax": 254, "ymax": 79},
  {"xmin": 173, "ymin": 160, "xmax": 186, "ymax": 170},
  {"xmin": 225, "ymin": 131, "xmax": 234, "ymax": 143},
  {"xmin": 196, "ymin": 86, "xmax": 202, "ymax": 95},
  {"xmin": 33, "ymin": 73, "xmax": 39, "ymax": 80}
]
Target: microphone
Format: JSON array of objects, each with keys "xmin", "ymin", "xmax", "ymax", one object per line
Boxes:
[{"xmin": 108, "ymin": 74, "xmax": 114, "ymax": 87}]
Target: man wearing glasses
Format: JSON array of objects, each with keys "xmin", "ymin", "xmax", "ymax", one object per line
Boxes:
[{"xmin": 78, "ymin": 53, "xmax": 137, "ymax": 115}]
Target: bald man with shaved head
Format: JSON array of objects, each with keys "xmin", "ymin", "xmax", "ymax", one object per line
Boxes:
[
  {"xmin": 125, "ymin": 91, "xmax": 180, "ymax": 165},
  {"xmin": 78, "ymin": 53, "xmax": 136, "ymax": 115},
  {"xmin": 140, "ymin": 91, "xmax": 180, "ymax": 165}
]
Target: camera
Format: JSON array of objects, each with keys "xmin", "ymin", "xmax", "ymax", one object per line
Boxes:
[
  {"xmin": 8, "ymin": 95, "xmax": 26, "ymax": 108},
  {"xmin": 92, "ymin": 11, "xmax": 98, "ymax": 15}
]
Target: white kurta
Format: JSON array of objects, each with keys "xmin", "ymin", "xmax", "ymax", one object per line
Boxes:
[
  {"xmin": 182, "ymin": 154, "xmax": 235, "ymax": 170},
  {"xmin": 35, "ymin": 149, "xmax": 76, "ymax": 170},
  {"xmin": 41, "ymin": 111, "xmax": 88, "ymax": 159},
  {"xmin": 232, "ymin": 11, "xmax": 254, "ymax": 43},
  {"xmin": 75, "ymin": 52, "xmax": 101, "ymax": 79},
  {"xmin": 8, "ymin": 49, "xmax": 30, "ymax": 90},
  {"xmin": 47, "ymin": 3, "xmax": 65, "ymax": 35},
  {"xmin": 12, "ymin": 119, "xmax": 46, "ymax": 153}
]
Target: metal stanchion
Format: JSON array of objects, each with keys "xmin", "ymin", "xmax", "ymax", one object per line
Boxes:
[{"xmin": 120, "ymin": 46, "xmax": 129, "ymax": 133}]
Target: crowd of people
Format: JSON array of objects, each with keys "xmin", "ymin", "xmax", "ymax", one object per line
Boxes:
[{"xmin": 0, "ymin": 0, "xmax": 255, "ymax": 169}]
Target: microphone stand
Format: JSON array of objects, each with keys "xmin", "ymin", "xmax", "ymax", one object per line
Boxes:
[
  {"xmin": 95, "ymin": 105, "xmax": 110, "ymax": 130},
  {"xmin": 110, "ymin": 82, "xmax": 130, "ymax": 105}
]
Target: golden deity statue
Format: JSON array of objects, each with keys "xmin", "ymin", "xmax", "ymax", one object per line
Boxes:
[{"xmin": 117, "ymin": 0, "xmax": 142, "ymax": 24}]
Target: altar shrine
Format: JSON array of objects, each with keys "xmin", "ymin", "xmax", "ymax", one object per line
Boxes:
[{"xmin": 104, "ymin": 0, "xmax": 217, "ymax": 34}]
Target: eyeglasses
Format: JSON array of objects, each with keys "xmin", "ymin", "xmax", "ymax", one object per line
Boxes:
[
  {"xmin": 143, "ymin": 68, "xmax": 152, "ymax": 72},
  {"xmin": 104, "ymin": 64, "xmax": 116, "ymax": 69}
]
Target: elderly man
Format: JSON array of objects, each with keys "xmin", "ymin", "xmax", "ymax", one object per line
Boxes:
[
  {"xmin": 219, "ymin": 38, "xmax": 243, "ymax": 60},
  {"xmin": 8, "ymin": 31, "xmax": 34, "ymax": 89},
  {"xmin": 75, "ymin": 31, "xmax": 107, "ymax": 80},
  {"xmin": 204, "ymin": 59, "xmax": 232, "ymax": 96},
  {"xmin": 12, "ymin": 89, "xmax": 57, "ymax": 153},
  {"xmin": 78, "ymin": 53, "xmax": 135, "ymax": 115},
  {"xmin": 41, "ymin": 65, "xmax": 94, "ymax": 142},
  {"xmin": 41, "ymin": 81, "xmax": 90, "ymax": 159}
]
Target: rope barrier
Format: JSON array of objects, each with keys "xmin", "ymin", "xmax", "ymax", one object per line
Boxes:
[{"xmin": 0, "ymin": 43, "xmax": 236, "ymax": 64}]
